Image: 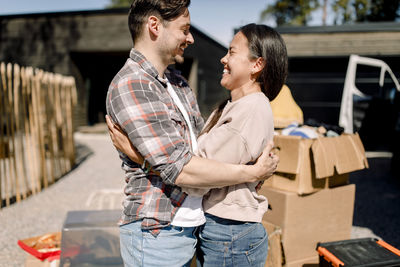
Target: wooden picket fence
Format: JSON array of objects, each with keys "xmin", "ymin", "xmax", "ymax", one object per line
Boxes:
[{"xmin": 0, "ymin": 62, "xmax": 77, "ymax": 208}]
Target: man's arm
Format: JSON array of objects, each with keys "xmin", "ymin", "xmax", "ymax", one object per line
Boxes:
[{"xmin": 106, "ymin": 115, "xmax": 278, "ymax": 188}]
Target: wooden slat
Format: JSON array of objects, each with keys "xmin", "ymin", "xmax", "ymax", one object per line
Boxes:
[
  {"xmin": 0, "ymin": 62, "xmax": 6, "ymax": 207},
  {"xmin": 6, "ymin": 63, "xmax": 16, "ymax": 204},
  {"xmin": 0, "ymin": 62, "xmax": 77, "ymax": 208}
]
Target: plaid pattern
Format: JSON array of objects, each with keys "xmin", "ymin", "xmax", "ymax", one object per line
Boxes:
[{"xmin": 106, "ymin": 48, "xmax": 204, "ymax": 235}]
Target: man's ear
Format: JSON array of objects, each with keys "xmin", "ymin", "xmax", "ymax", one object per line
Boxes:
[{"xmin": 147, "ymin": 15, "xmax": 161, "ymax": 37}]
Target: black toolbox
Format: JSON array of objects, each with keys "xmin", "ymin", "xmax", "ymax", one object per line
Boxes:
[{"xmin": 316, "ymin": 238, "xmax": 400, "ymax": 267}]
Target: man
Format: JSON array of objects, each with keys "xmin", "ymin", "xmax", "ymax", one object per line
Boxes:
[{"xmin": 106, "ymin": 1, "xmax": 278, "ymax": 266}]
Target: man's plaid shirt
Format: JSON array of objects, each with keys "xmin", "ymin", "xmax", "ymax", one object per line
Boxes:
[{"xmin": 106, "ymin": 48, "xmax": 204, "ymax": 235}]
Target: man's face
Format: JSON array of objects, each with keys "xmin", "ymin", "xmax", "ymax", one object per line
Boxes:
[{"xmin": 159, "ymin": 8, "xmax": 194, "ymax": 65}]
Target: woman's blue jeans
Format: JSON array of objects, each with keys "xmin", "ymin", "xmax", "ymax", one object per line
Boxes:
[{"xmin": 196, "ymin": 213, "xmax": 268, "ymax": 267}]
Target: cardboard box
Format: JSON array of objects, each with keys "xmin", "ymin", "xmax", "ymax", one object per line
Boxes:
[
  {"xmin": 262, "ymin": 221, "xmax": 284, "ymax": 267},
  {"xmin": 265, "ymin": 133, "xmax": 368, "ymax": 195},
  {"xmin": 260, "ymin": 184, "xmax": 355, "ymax": 263},
  {"xmin": 285, "ymin": 255, "xmax": 318, "ymax": 267}
]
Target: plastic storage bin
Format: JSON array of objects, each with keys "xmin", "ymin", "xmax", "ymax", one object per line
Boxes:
[
  {"xmin": 317, "ymin": 238, "xmax": 400, "ymax": 267},
  {"xmin": 60, "ymin": 210, "xmax": 123, "ymax": 267}
]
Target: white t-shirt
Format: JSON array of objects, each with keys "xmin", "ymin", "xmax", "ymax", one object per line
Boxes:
[{"xmin": 165, "ymin": 81, "xmax": 205, "ymax": 227}]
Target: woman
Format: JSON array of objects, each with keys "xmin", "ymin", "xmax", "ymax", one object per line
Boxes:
[
  {"xmin": 193, "ymin": 23, "xmax": 287, "ymax": 267},
  {"xmin": 107, "ymin": 23, "xmax": 288, "ymax": 267}
]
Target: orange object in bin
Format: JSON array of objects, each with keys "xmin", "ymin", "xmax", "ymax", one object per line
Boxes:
[
  {"xmin": 18, "ymin": 232, "xmax": 61, "ymax": 261},
  {"xmin": 317, "ymin": 238, "xmax": 400, "ymax": 267}
]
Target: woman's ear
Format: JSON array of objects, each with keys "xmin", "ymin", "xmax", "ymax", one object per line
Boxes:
[
  {"xmin": 147, "ymin": 15, "xmax": 161, "ymax": 37},
  {"xmin": 253, "ymin": 57, "xmax": 266, "ymax": 74}
]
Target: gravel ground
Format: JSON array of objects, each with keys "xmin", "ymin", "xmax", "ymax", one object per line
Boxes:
[
  {"xmin": 1, "ymin": 131, "xmax": 398, "ymax": 266},
  {"xmin": 0, "ymin": 132, "xmax": 125, "ymax": 267},
  {"xmin": 350, "ymin": 156, "xmax": 400, "ymax": 249}
]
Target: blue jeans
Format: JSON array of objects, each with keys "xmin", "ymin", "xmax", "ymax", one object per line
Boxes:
[
  {"xmin": 119, "ymin": 220, "xmax": 199, "ymax": 267},
  {"xmin": 197, "ymin": 213, "xmax": 268, "ymax": 267}
]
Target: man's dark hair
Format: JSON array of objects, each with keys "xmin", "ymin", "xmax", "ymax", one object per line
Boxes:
[{"xmin": 128, "ymin": 0, "xmax": 191, "ymax": 45}]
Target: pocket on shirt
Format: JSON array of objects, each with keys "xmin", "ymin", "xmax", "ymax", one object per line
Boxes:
[
  {"xmin": 191, "ymin": 114, "xmax": 203, "ymax": 132},
  {"xmin": 168, "ymin": 110, "xmax": 183, "ymax": 124},
  {"xmin": 168, "ymin": 110, "xmax": 186, "ymax": 138}
]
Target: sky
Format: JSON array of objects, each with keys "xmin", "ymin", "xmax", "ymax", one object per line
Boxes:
[{"xmin": 0, "ymin": 0, "xmax": 276, "ymax": 47}]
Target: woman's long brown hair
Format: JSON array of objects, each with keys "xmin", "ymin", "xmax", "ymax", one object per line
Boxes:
[{"xmin": 200, "ymin": 98, "xmax": 230, "ymax": 135}]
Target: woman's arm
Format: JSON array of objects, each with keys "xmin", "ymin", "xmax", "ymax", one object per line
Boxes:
[
  {"xmin": 106, "ymin": 115, "xmax": 144, "ymax": 164},
  {"xmin": 106, "ymin": 115, "xmax": 278, "ymax": 187}
]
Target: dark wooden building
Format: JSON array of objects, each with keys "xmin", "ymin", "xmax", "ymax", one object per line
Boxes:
[
  {"xmin": 1, "ymin": 9, "xmax": 400, "ymax": 128},
  {"xmin": 0, "ymin": 8, "xmax": 228, "ymax": 127}
]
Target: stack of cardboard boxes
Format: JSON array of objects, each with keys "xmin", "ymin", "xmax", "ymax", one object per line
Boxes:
[{"xmin": 260, "ymin": 132, "xmax": 369, "ymax": 267}]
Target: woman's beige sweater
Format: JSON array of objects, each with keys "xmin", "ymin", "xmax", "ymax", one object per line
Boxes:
[{"xmin": 196, "ymin": 92, "xmax": 274, "ymax": 222}]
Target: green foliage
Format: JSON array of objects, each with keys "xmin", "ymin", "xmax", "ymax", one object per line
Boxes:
[
  {"xmin": 332, "ymin": 0, "xmax": 400, "ymax": 24},
  {"xmin": 332, "ymin": 0, "xmax": 369, "ymax": 23},
  {"xmin": 353, "ymin": 0, "xmax": 369, "ymax": 21},
  {"xmin": 107, "ymin": 0, "xmax": 131, "ymax": 8},
  {"xmin": 332, "ymin": 0, "xmax": 351, "ymax": 23},
  {"xmin": 261, "ymin": 0, "xmax": 320, "ymax": 26},
  {"xmin": 367, "ymin": 0, "xmax": 400, "ymax": 22},
  {"xmin": 261, "ymin": 0, "xmax": 400, "ymax": 26}
]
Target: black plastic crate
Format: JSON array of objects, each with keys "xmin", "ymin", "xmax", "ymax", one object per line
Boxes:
[{"xmin": 317, "ymin": 238, "xmax": 400, "ymax": 267}]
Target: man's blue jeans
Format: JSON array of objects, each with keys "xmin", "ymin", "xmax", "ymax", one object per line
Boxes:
[
  {"xmin": 196, "ymin": 213, "xmax": 268, "ymax": 267},
  {"xmin": 119, "ymin": 220, "xmax": 198, "ymax": 267}
]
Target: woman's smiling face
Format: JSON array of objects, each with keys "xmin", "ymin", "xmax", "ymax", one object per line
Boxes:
[{"xmin": 220, "ymin": 31, "xmax": 256, "ymax": 91}]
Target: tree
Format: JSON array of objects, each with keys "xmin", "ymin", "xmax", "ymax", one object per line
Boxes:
[
  {"xmin": 332, "ymin": 0, "xmax": 400, "ymax": 24},
  {"xmin": 367, "ymin": 0, "xmax": 400, "ymax": 22},
  {"xmin": 331, "ymin": 0, "xmax": 368, "ymax": 24},
  {"xmin": 260, "ymin": 0, "xmax": 320, "ymax": 26},
  {"xmin": 107, "ymin": 0, "xmax": 131, "ymax": 8},
  {"xmin": 261, "ymin": 0, "xmax": 400, "ymax": 26}
]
